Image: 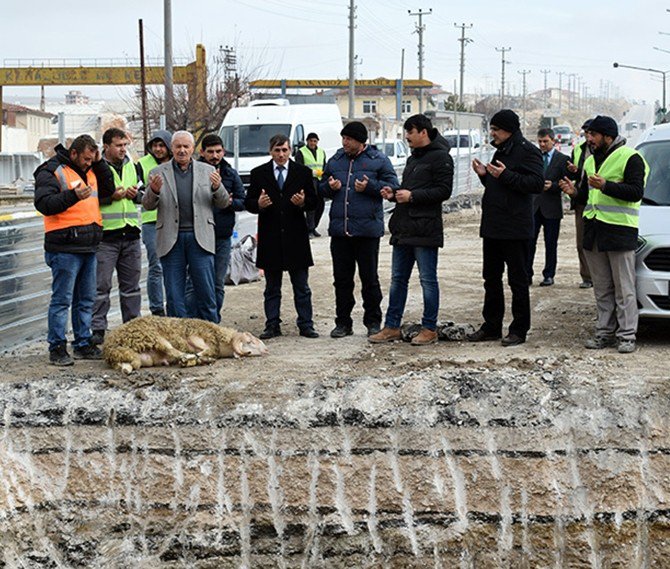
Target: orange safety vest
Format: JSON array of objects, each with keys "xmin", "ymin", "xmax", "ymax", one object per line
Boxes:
[{"xmin": 43, "ymin": 164, "xmax": 102, "ymax": 233}]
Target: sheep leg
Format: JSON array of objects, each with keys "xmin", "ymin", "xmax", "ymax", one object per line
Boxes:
[
  {"xmin": 186, "ymin": 334, "xmax": 217, "ymax": 365},
  {"xmin": 154, "ymin": 336, "xmax": 197, "ymax": 367}
]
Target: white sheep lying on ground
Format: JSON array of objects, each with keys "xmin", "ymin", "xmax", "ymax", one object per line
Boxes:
[{"xmin": 103, "ymin": 316, "xmax": 268, "ymax": 374}]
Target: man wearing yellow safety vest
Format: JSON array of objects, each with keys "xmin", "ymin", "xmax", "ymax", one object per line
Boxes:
[
  {"xmin": 568, "ymin": 115, "xmax": 647, "ymax": 354},
  {"xmin": 295, "ymin": 132, "xmax": 326, "ymax": 238},
  {"xmin": 91, "ymin": 128, "xmax": 143, "ymax": 345},
  {"xmin": 34, "ymin": 135, "xmax": 114, "ymax": 365},
  {"xmin": 136, "ymin": 130, "xmax": 172, "ymax": 317}
]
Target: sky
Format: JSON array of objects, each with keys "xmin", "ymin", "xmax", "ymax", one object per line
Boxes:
[{"xmin": 2, "ymin": 0, "xmax": 670, "ymax": 107}]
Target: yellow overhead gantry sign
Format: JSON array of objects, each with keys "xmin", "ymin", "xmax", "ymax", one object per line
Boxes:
[
  {"xmin": 249, "ymin": 79, "xmax": 433, "ymax": 89},
  {"xmin": 0, "ymin": 44, "xmax": 208, "ymax": 150}
]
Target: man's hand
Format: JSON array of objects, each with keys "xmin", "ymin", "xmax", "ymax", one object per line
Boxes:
[
  {"xmin": 380, "ymin": 186, "xmax": 394, "ymax": 200},
  {"xmin": 567, "ymin": 160, "xmax": 578, "ymax": 173},
  {"xmin": 395, "ymin": 189, "xmax": 412, "ymax": 203},
  {"xmin": 588, "ymin": 174, "xmax": 606, "ymax": 190},
  {"xmin": 149, "ymin": 174, "xmax": 163, "ymax": 195},
  {"xmin": 258, "ymin": 189, "xmax": 272, "ymax": 209},
  {"xmin": 558, "ymin": 176, "xmax": 576, "ymax": 196},
  {"xmin": 125, "ymin": 185, "xmax": 139, "ymax": 199},
  {"xmin": 354, "ymin": 174, "xmax": 369, "ymax": 193},
  {"xmin": 111, "ymin": 186, "xmax": 126, "ymax": 201},
  {"xmin": 74, "ymin": 184, "xmax": 92, "ymax": 200},
  {"xmin": 472, "ymin": 158, "xmax": 486, "ymax": 176},
  {"xmin": 290, "ymin": 189, "xmax": 305, "ymax": 207},
  {"xmin": 210, "ymin": 170, "xmax": 222, "ymax": 190},
  {"xmin": 486, "ymin": 160, "xmax": 506, "ymax": 178},
  {"xmin": 543, "ymin": 180, "xmax": 552, "ymax": 191},
  {"xmin": 328, "ymin": 175, "xmax": 342, "ymax": 190}
]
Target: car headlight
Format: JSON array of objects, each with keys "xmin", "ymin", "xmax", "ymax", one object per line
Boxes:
[{"xmin": 636, "ymin": 236, "xmax": 647, "ymax": 253}]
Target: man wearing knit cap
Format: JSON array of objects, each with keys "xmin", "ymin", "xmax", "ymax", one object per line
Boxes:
[
  {"xmin": 320, "ymin": 121, "xmax": 399, "ymax": 338},
  {"xmin": 467, "ymin": 109, "xmax": 544, "ymax": 347},
  {"xmin": 560, "ymin": 115, "xmax": 647, "ymax": 354}
]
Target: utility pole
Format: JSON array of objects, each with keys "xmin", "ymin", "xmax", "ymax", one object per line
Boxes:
[
  {"xmin": 518, "ymin": 69, "xmax": 530, "ymax": 133},
  {"xmin": 540, "ymin": 69, "xmax": 551, "ymax": 108},
  {"xmin": 556, "ymin": 72, "xmax": 565, "ymax": 112},
  {"xmin": 568, "ymin": 73, "xmax": 577, "ymax": 110},
  {"xmin": 495, "ymin": 47, "xmax": 511, "ymax": 107},
  {"xmin": 409, "ymin": 8, "xmax": 432, "ymax": 113},
  {"xmin": 139, "ymin": 19, "xmax": 148, "ymax": 148},
  {"xmin": 164, "ymin": 0, "xmax": 174, "ymax": 129},
  {"xmin": 454, "ymin": 23, "xmax": 473, "ymax": 109},
  {"xmin": 348, "ymin": 0, "xmax": 356, "ymax": 119}
]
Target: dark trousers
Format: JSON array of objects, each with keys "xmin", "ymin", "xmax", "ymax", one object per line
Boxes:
[
  {"xmin": 263, "ymin": 267, "xmax": 313, "ymax": 331},
  {"xmin": 306, "ymin": 194, "xmax": 325, "ymax": 233},
  {"xmin": 330, "ymin": 235, "xmax": 382, "ymax": 329},
  {"xmin": 528, "ymin": 210, "xmax": 561, "ymax": 279},
  {"xmin": 481, "ymin": 237, "xmax": 531, "ymax": 338}
]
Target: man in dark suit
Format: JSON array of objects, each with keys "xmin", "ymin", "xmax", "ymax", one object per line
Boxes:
[
  {"xmin": 528, "ymin": 128, "xmax": 570, "ymax": 287},
  {"xmin": 245, "ymin": 134, "xmax": 319, "ymax": 339}
]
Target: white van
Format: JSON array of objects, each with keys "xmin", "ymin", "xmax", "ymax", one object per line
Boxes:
[{"xmin": 218, "ymin": 99, "xmax": 343, "ymax": 186}]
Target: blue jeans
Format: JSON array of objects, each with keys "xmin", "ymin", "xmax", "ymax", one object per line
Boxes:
[
  {"xmin": 141, "ymin": 222, "xmax": 165, "ymax": 314},
  {"xmin": 45, "ymin": 251, "xmax": 97, "ymax": 351},
  {"xmin": 384, "ymin": 245, "xmax": 439, "ymax": 331},
  {"xmin": 161, "ymin": 231, "xmax": 218, "ymax": 322},
  {"xmin": 185, "ymin": 236, "xmax": 232, "ymax": 320}
]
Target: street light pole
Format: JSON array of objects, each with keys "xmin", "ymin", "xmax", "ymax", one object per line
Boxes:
[{"xmin": 613, "ymin": 62, "xmax": 668, "ymax": 111}]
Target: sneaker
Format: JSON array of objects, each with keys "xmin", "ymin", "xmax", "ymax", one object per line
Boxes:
[
  {"xmin": 49, "ymin": 344, "xmax": 74, "ymax": 366},
  {"xmin": 411, "ymin": 328, "xmax": 438, "ymax": 345},
  {"xmin": 617, "ymin": 339, "xmax": 636, "ymax": 354},
  {"xmin": 91, "ymin": 329, "xmax": 105, "ymax": 345},
  {"xmin": 584, "ymin": 335, "xmax": 617, "ymax": 349},
  {"xmin": 330, "ymin": 325, "xmax": 353, "ymax": 338},
  {"xmin": 368, "ymin": 327, "xmax": 401, "ymax": 344},
  {"xmin": 366, "ymin": 324, "xmax": 381, "ymax": 337},
  {"xmin": 73, "ymin": 343, "xmax": 103, "ymax": 360}
]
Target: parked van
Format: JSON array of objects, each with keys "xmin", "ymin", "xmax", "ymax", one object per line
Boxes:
[
  {"xmin": 442, "ymin": 129, "xmax": 482, "ymax": 156},
  {"xmin": 218, "ymin": 99, "xmax": 343, "ymax": 186}
]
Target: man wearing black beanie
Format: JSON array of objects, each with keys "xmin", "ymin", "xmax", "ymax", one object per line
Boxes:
[
  {"xmin": 467, "ymin": 109, "xmax": 544, "ymax": 346},
  {"xmin": 561, "ymin": 115, "xmax": 647, "ymax": 354}
]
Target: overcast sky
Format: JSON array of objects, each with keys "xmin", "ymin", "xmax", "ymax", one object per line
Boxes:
[{"xmin": 3, "ymin": 0, "xmax": 670, "ymax": 106}]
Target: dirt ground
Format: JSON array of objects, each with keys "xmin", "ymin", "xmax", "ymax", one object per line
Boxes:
[{"xmin": 3, "ymin": 202, "xmax": 670, "ymax": 388}]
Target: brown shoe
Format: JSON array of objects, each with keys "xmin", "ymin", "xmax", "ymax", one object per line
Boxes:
[
  {"xmin": 411, "ymin": 328, "xmax": 438, "ymax": 345},
  {"xmin": 368, "ymin": 327, "xmax": 401, "ymax": 344}
]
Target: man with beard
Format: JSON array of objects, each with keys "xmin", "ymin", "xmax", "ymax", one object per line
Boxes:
[
  {"xmin": 467, "ymin": 109, "xmax": 544, "ymax": 347},
  {"xmin": 136, "ymin": 130, "xmax": 172, "ymax": 316},
  {"xmin": 563, "ymin": 115, "xmax": 646, "ymax": 354}
]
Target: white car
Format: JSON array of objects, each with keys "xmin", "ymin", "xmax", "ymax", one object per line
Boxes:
[
  {"xmin": 553, "ymin": 124, "xmax": 575, "ymax": 148},
  {"xmin": 442, "ymin": 129, "xmax": 482, "ymax": 156},
  {"xmin": 634, "ymin": 123, "xmax": 670, "ymax": 318},
  {"xmin": 374, "ymin": 138, "xmax": 410, "ymax": 178}
]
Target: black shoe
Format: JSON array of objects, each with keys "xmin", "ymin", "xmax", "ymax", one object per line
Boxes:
[
  {"xmin": 300, "ymin": 327, "xmax": 319, "ymax": 338},
  {"xmin": 466, "ymin": 328, "xmax": 502, "ymax": 342},
  {"xmin": 259, "ymin": 327, "xmax": 282, "ymax": 340},
  {"xmin": 330, "ymin": 325, "xmax": 353, "ymax": 338},
  {"xmin": 91, "ymin": 329, "xmax": 105, "ymax": 345},
  {"xmin": 151, "ymin": 308, "xmax": 166, "ymax": 317},
  {"xmin": 366, "ymin": 324, "xmax": 381, "ymax": 337},
  {"xmin": 49, "ymin": 344, "xmax": 74, "ymax": 366},
  {"xmin": 501, "ymin": 334, "xmax": 525, "ymax": 347},
  {"xmin": 539, "ymin": 277, "xmax": 554, "ymax": 287},
  {"xmin": 579, "ymin": 281, "xmax": 593, "ymax": 289},
  {"xmin": 73, "ymin": 343, "xmax": 103, "ymax": 360}
]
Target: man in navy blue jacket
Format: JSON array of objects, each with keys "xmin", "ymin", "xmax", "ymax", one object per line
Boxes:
[
  {"xmin": 185, "ymin": 134, "xmax": 246, "ymax": 320},
  {"xmin": 319, "ymin": 121, "xmax": 399, "ymax": 338}
]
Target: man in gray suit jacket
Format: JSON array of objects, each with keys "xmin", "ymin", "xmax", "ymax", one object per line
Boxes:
[{"xmin": 142, "ymin": 131, "xmax": 229, "ymax": 322}]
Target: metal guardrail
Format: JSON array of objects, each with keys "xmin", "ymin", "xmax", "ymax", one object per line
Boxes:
[
  {"xmin": 0, "ymin": 153, "xmax": 42, "ymax": 187},
  {"xmin": 0, "ymin": 152, "xmax": 491, "ymax": 350}
]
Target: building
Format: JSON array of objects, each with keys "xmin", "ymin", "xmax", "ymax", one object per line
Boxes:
[
  {"xmin": 1, "ymin": 103, "xmax": 54, "ymax": 152},
  {"xmin": 65, "ymin": 90, "xmax": 90, "ymax": 105}
]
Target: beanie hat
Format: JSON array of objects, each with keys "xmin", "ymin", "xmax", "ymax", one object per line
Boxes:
[
  {"xmin": 581, "ymin": 119, "xmax": 593, "ymax": 131},
  {"xmin": 490, "ymin": 109, "xmax": 520, "ymax": 133},
  {"xmin": 587, "ymin": 115, "xmax": 618, "ymax": 138},
  {"xmin": 340, "ymin": 121, "xmax": 368, "ymax": 143},
  {"xmin": 306, "ymin": 132, "xmax": 319, "ymax": 141}
]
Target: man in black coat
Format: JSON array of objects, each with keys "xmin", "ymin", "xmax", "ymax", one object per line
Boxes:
[
  {"xmin": 468, "ymin": 109, "xmax": 544, "ymax": 346},
  {"xmin": 369, "ymin": 114, "xmax": 453, "ymax": 346},
  {"xmin": 245, "ymin": 134, "xmax": 319, "ymax": 339},
  {"xmin": 528, "ymin": 127, "xmax": 570, "ymax": 286}
]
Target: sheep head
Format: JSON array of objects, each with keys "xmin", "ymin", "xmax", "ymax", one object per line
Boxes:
[{"xmin": 232, "ymin": 332, "xmax": 268, "ymax": 357}]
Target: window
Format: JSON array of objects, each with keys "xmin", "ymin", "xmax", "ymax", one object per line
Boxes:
[
  {"xmin": 401, "ymin": 100, "xmax": 412, "ymax": 114},
  {"xmin": 363, "ymin": 100, "xmax": 377, "ymax": 114}
]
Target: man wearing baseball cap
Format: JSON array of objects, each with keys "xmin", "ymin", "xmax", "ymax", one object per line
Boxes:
[{"xmin": 563, "ymin": 115, "xmax": 647, "ymax": 353}]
